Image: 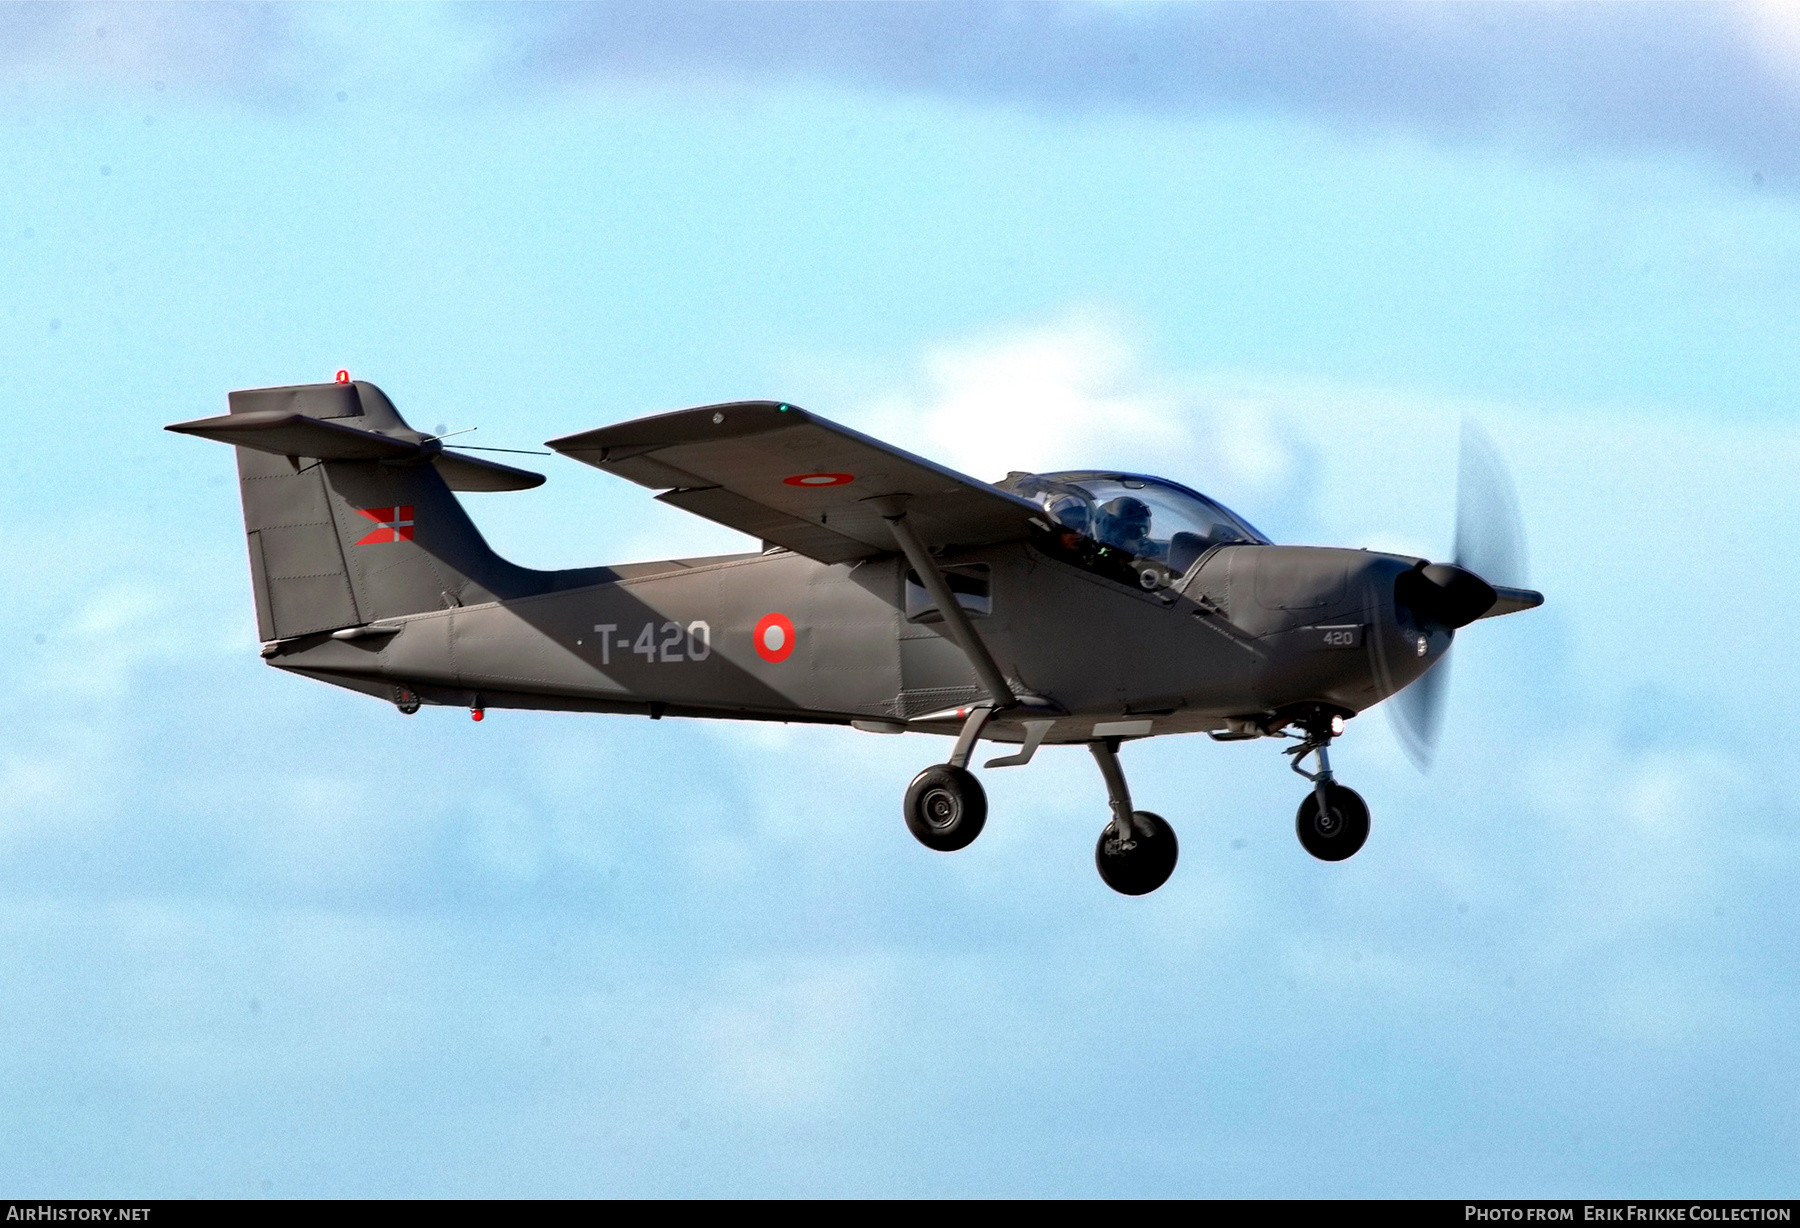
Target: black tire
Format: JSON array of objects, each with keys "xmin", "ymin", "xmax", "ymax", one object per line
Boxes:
[
  {"xmin": 904, "ymin": 765, "xmax": 988, "ymax": 852},
  {"xmin": 1295, "ymin": 783, "xmax": 1370, "ymax": 862},
  {"xmin": 1095, "ymin": 810, "xmax": 1178, "ymax": 896}
]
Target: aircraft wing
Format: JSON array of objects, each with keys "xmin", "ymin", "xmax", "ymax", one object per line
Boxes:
[{"xmin": 547, "ymin": 401, "xmax": 1043, "ymax": 564}]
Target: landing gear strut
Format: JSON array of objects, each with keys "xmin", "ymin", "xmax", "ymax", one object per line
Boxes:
[
  {"xmin": 1285, "ymin": 711, "xmax": 1369, "ymax": 862},
  {"xmin": 886, "ymin": 502, "xmax": 1012, "ymax": 856},
  {"xmin": 1090, "ymin": 738, "xmax": 1178, "ymax": 896},
  {"xmin": 904, "ymin": 705, "xmax": 993, "ymax": 852}
]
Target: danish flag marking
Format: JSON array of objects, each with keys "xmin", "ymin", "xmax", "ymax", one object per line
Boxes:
[{"xmin": 355, "ymin": 505, "xmax": 415, "ymax": 544}]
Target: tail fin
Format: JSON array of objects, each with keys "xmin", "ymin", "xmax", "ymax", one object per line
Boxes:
[{"xmin": 171, "ymin": 380, "xmax": 583, "ymax": 642}]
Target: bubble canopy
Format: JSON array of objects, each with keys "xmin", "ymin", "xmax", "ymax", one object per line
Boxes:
[{"xmin": 999, "ymin": 470, "xmax": 1270, "ymax": 568}]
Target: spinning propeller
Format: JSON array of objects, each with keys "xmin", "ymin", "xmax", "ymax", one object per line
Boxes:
[{"xmin": 1388, "ymin": 420, "xmax": 1531, "ymax": 771}]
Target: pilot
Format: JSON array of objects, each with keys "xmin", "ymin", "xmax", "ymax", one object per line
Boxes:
[
  {"xmin": 1096, "ymin": 496, "xmax": 1157, "ymax": 558},
  {"xmin": 1051, "ymin": 493, "xmax": 1087, "ymax": 536}
]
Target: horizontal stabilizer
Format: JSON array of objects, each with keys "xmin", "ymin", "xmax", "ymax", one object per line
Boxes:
[
  {"xmin": 166, "ymin": 410, "xmax": 544, "ymax": 491},
  {"xmin": 432, "ymin": 450, "xmax": 545, "ymax": 492},
  {"xmin": 167, "ymin": 409, "xmax": 422, "ymax": 460}
]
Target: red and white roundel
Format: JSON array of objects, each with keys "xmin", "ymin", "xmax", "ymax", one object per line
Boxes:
[
  {"xmin": 781, "ymin": 472, "xmax": 854, "ymax": 487},
  {"xmin": 752, "ymin": 612, "xmax": 796, "ymax": 663}
]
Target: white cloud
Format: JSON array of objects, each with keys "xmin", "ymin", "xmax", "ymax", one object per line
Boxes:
[
  {"xmin": 834, "ymin": 314, "xmax": 1310, "ymax": 528},
  {"xmin": 1735, "ymin": 1, "xmax": 1800, "ymax": 87},
  {"xmin": 0, "ymin": 3, "xmax": 509, "ymax": 106},
  {"xmin": 858, "ymin": 313, "xmax": 1188, "ymax": 480}
]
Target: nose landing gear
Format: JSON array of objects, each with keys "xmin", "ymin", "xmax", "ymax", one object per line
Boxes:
[
  {"xmin": 1090, "ymin": 738, "xmax": 1178, "ymax": 895},
  {"xmin": 1296, "ymin": 783, "xmax": 1369, "ymax": 861},
  {"xmin": 1285, "ymin": 710, "xmax": 1369, "ymax": 861}
]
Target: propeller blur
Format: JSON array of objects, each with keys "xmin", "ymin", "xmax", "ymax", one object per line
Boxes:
[{"xmin": 1389, "ymin": 418, "xmax": 1536, "ymax": 771}]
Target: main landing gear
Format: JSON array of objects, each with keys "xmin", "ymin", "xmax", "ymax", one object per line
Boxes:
[
  {"xmin": 1090, "ymin": 738, "xmax": 1177, "ymax": 896},
  {"xmin": 1285, "ymin": 710, "xmax": 1370, "ymax": 862},
  {"xmin": 903, "ymin": 706, "xmax": 992, "ymax": 852},
  {"xmin": 901, "ymin": 712, "xmax": 1178, "ymax": 897},
  {"xmin": 882, "ymin": 503, "xmax": 1174, "ymax": 893},
  {"xmin": 904, "ymin": 765, "xmax": 987, "ymax": 852}
]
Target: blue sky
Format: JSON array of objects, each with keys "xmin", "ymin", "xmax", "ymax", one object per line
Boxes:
[{"xmin": 1, "ymin": 2, "xmax": 1796, "ymax": 1197}]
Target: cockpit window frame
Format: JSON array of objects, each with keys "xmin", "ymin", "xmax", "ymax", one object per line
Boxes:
[
  {"xmin": 997, "ymin": 469, "xmax": 1269, "ymax": 593},
  {"xmin": 1035, "ymin": 471, "xmax": 1269, "ymax": 545}
]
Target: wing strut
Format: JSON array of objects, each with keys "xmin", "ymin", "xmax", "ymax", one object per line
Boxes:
[{"xmin": 872, "ymin": 497, "xmax": 1017, "ymax": 713}]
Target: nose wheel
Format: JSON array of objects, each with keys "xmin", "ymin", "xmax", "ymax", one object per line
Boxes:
[
  {"xmin": 1285, "ymin": 710, "xmax": 1371, "ymax": 861},
  {"xmin": 1295, "ymin": 781, "xmax": 1369, "ymax": 861}
]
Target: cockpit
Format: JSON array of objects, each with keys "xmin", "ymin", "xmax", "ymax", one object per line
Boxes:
[{"xmin": 999, "ymin": 470, "xmax": 1270, "ymax": 579}]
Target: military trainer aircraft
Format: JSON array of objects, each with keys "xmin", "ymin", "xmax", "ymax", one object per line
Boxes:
[{"xmin": 169, "ymin": 378, "xmax": 1542, "ymax": 896}]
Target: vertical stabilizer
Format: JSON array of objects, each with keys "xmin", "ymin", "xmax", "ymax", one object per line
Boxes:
[{"xmin": 172, "ymin": 380, "xmax": 591, "ymax": 643}]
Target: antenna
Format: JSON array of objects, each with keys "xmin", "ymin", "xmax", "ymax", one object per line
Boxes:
[{"xmin": 422, "ymin": 426, "xmax": 550, "ymax": 456}]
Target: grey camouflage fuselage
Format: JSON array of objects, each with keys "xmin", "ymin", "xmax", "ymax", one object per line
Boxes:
[{"xmin": 177, "ymin": 381, "xmax": 1487, "ymax": 750}]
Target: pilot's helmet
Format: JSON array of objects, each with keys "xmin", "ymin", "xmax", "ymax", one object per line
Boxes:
[
  {"xmin": 1047, "ymin": 495, "xmax": 1091, "ymax": 535},
  {"xmin": 1097, "ymin": 496, "xmax": 1153, "ymax": 550}
]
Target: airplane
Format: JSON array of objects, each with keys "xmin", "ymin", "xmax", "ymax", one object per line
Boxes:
[{"xmin": 167, "ymin": 377, "xmax": 1543, "ymax": 896}]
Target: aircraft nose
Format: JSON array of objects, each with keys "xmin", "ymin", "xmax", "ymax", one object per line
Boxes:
[{"xmin": 1394, "ymin": 562, "xmax": 1496, "ymax": 630}]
